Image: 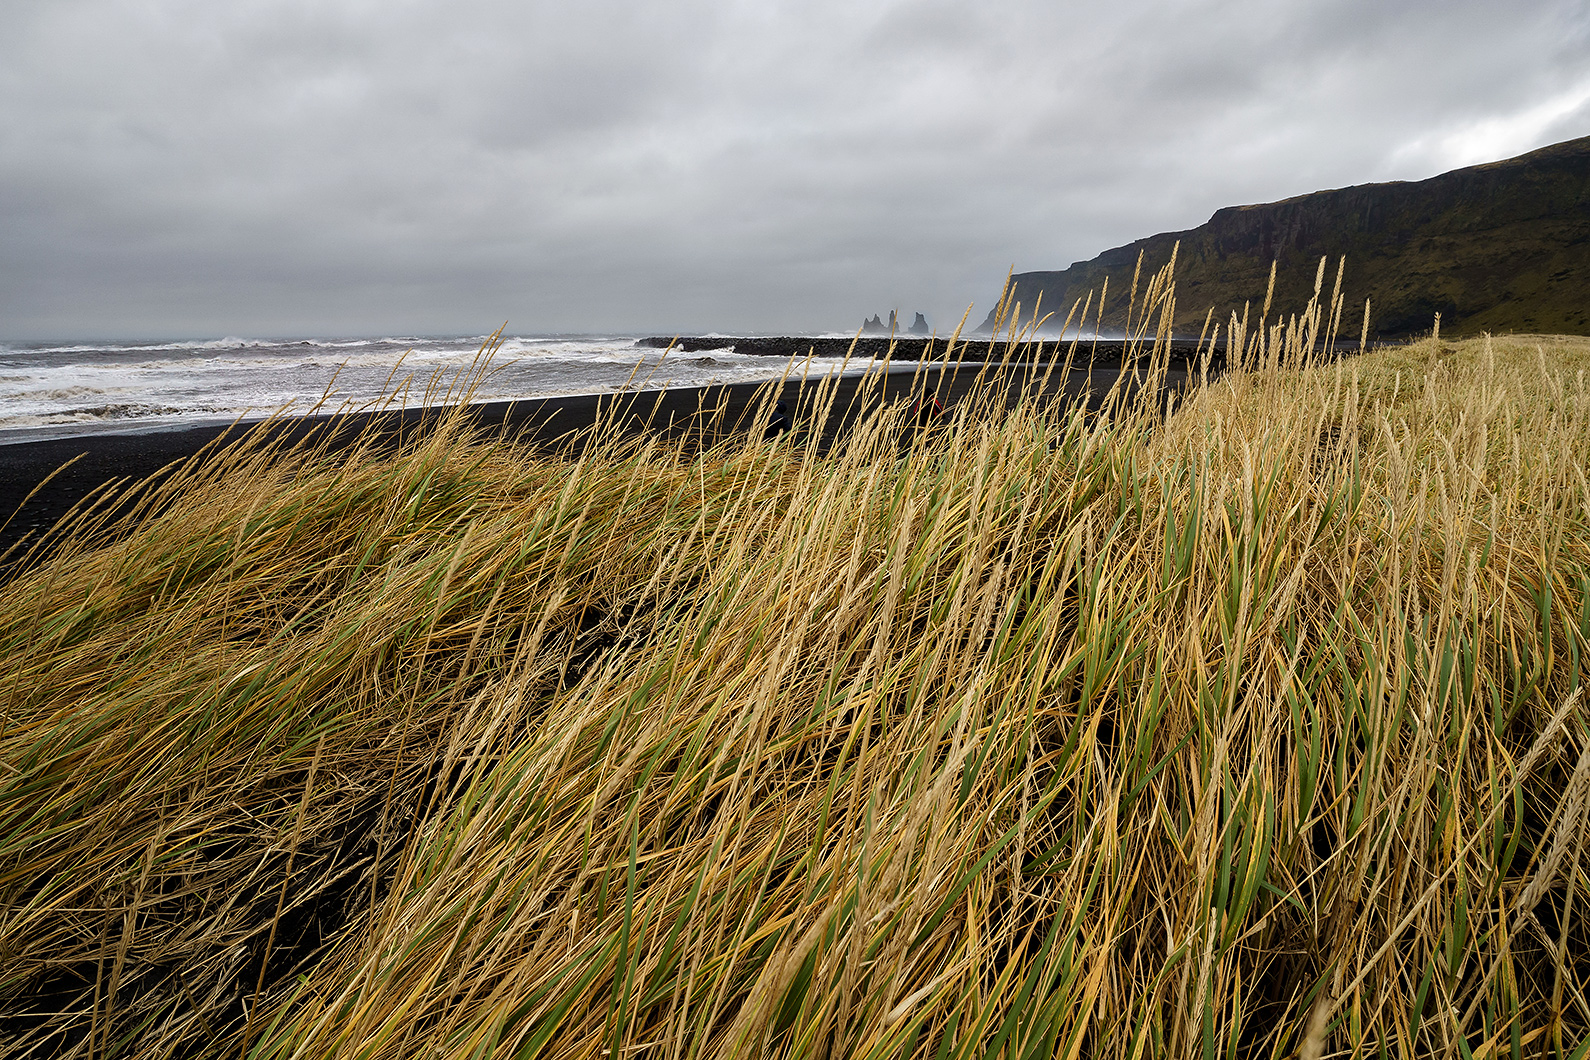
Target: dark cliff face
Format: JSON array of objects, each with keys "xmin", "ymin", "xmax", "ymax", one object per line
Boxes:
[{"xmin": 984, "ymin": 135, "xmax": 1590, "ymax": 339}]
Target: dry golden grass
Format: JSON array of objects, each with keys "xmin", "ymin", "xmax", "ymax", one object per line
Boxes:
[{"xmin": 2, "ymin": 266, "xmax": 1588, "ymax": 1059}]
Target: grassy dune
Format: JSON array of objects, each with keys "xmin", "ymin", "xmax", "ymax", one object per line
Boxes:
[{"xmin": 3, "ymin": 272, "xmax": 1590, "ymax": 1058}]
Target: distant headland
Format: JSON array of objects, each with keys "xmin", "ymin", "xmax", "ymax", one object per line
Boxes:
[{"xmin": 980, "ymin": 134, "xmax": 1590, "ymax": 339}]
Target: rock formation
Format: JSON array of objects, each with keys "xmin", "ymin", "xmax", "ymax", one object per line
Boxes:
[
  {"xmin": 861, "ymin": 311, "xmax": 904, "ymax": 335},
  {"xmin": 908, "ymin": 313, "xmax": 930, "ymax": 335}
]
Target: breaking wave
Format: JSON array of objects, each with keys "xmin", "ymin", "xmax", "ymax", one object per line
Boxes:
[{"xmin": 0, "ymin": 333, "xmax": 898, "ymax": 445}]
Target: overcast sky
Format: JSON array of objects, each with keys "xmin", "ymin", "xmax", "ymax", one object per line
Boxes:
[{"xmin": 2, "ymin": 0, "xmax": 1587, "ymax": 340}]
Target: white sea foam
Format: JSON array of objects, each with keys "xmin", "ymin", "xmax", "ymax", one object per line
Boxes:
[{"xmin": 0, "ymin": 333, "xmax": 903, "ymax": 444}]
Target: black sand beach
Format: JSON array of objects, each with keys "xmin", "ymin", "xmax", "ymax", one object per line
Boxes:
[
  {"xmin": 0, "ymin": 358, "xmax": 1195, "ymax": 582},
  {"xmin": 637, "ymin": 335, "xmax": 1221, "ymax": 368}
]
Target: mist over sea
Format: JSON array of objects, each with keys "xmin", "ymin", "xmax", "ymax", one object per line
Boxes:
[{"xmin": 0, "ymin": 333, "xmax": 896, "ymax": 446}]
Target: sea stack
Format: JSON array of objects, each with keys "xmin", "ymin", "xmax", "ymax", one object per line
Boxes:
[{"xmin": 908, "ymin": 313, "xmax": 930, "ymax": 335}]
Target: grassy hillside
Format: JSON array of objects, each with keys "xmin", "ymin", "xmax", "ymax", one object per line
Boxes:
[
  {"xmin": 4, "ymin": 274, "xmax": 1590, "ymax": 1057},
  {"xmin": 985, "ymin": 135, "xmax": 1590, "ymax": 339}
]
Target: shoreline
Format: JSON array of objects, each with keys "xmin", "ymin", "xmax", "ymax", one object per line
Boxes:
[
  {"xmin": 636, "ymin": 334, "xmax": 1221, "ymax": 366},
  {"xmin": 0, "ymin": 360, "xmax": 1187, "ymax": 581}
]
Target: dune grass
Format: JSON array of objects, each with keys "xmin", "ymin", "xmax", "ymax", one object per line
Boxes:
[{"xmin": 2, "ymin": 266, "xmax": 1589, "ymax": 1058}]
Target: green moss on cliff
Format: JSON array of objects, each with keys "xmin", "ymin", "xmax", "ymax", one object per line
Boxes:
[{"xmin": 989, "ymin": 135, "xmax": 1590, "ymax": 339}]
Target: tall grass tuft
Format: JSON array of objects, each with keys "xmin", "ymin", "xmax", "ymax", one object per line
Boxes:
[{"xmin": 3, "ymin": 262, "xmax": 1589, "ymax": 1058}]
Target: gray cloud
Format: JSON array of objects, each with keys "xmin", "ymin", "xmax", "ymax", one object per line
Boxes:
[{"xmin": 2, "ymin": 0, "xmax": 1586, "ymax": 339}]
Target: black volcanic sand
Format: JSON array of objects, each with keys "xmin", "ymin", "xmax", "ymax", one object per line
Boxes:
[
  {"xmin": 0, "ymin": 360, "xmax": 1192, "ymax": 583},
  {"xmin": 638, "ymin": 335, "xmax": 1221, "ymax": 371}
]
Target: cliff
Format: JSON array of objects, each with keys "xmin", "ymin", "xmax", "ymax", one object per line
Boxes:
[{"xmin": 981, "ymin": 135, "xmax": 1590, "ymax": 339}]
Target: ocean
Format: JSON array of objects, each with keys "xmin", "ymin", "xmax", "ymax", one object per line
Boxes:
[{"xmin": 0, "ymin": 333, "xmax": 893, "ymax": 446}]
